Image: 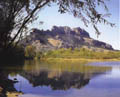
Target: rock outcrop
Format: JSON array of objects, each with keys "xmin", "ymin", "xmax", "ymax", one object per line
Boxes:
[{"xmin": 21, "ymin": 26, "xmax": 113, "ymax": 51}]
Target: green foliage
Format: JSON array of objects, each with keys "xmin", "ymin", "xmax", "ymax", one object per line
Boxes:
[
  {"xmin": 35, "ymin": 52, "xmax": 44, "ymax": 59},
  {"xmin": 24, "ymin": 45, "xmax": 45, "ymax": 59},
  {"xmin": 42, "ymin": 48, "xmax": 120, "ymax": 59},
  {"xmin": 23, "ymin": 46, "xmax": 120, "ymax": 60},
  {"xmin": 25, "ymin": 45, "xmax": 36, "ymax": 59}
]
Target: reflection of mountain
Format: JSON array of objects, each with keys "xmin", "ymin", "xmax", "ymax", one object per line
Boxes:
[
  {"xmin": 0, "ymin": 61, "xmax": 114, "ymax": 97},
  {"xmin": 9, "ymin": 61, "xmax": 111, "ymax": 91},
  {"xmin": 20, "ymin": 71, "xmax": 89, "ymax": 90},
  {"xmin": 6, "ymin": 61, "xmax": 111, "ymax": 93}
]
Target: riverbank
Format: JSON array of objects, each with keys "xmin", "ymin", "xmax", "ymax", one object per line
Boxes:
[
  {"xmin": 40, "ymin": 58, "xmax": 120, "ymax": 62},
  {"xmin": 0, "ymin": 80, "xmax": 21, "ymax": 97},
  {"xmin": 6, "ymin": 92, "xmax": 22, "ymax": 97},
  {"xmin": 0, "ymin": 70, "xmax": 22, "ymax": 97}
]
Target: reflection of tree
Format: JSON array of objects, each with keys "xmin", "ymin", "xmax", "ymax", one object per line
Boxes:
[
  {"xmin": 21, "ymin": 71, "xmax": 89, "ymax": 90},
  {"xmin": 0, "ymin": 70, "xmax": 17, "ymax": 97},
  {"xmin": 0, "ymin": 64, "xmax": 24, "ymax": 97}
]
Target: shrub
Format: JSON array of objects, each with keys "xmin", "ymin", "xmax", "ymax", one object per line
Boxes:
[{"xmin": 25, "ymin": 45, "xmax": 36, "ymax": 59}]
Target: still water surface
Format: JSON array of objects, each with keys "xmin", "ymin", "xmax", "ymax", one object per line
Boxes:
[{"xmin": 4, "ymin": 61, "xmax": 120, "ymax": 97}]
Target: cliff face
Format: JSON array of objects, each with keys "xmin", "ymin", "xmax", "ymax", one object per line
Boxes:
[{"xmin": 21, "ymin": 26, "xmax": 113, "ymax": 51}]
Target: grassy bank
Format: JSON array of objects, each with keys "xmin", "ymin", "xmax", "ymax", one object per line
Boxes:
[
  {"xmin": 40, "ymin": 57, "xmax": 120, "ymax": 62},
  {"xmin": 1, "ymin": 45, "xmax": 120, "ymax": 63},
  {"xmin": 30, "ymin": 48, "xmax": 120, "ymax": 61}
]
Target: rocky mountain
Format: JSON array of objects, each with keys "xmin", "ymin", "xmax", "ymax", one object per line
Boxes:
[{"xmin": 21, "ymin": 26, "xmax": 113, "ymax": 51}]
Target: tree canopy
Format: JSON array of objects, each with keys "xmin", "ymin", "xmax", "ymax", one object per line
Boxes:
[{"xmin": 0, "ymin": 0, "xmax": 114, "ymax": 49}]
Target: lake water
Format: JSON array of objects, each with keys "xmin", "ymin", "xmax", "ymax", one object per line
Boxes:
[{"xmin": 2, "ymin": 61, "xmax": 120, "ymax": 97}]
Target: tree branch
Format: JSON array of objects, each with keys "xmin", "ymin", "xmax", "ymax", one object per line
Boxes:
[{"xmin": 10, "ymin": 0, "xmax": 50, "ymax": 46}]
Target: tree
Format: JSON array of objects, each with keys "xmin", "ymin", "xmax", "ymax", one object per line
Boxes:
[
  {"xmin": 25, "ymin": 45, "xmax": 36, "ymax": 59},
  {"xmin": 0, "ymin": 0, "xmax": 114, "ymax": 50}
]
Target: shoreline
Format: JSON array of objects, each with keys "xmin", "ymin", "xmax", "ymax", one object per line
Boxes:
[{"xmin": 40, "ymin": 58, "xmax": 120, "ymax": 62}]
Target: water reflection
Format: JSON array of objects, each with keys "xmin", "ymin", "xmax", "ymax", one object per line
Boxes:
[
  {"xmin": 1, "ymin": 61, "xmax": 120, "ymax": 97},
  {"xmin": 19, "ymin": 71, "xmax": 89, "ymax": 90}
]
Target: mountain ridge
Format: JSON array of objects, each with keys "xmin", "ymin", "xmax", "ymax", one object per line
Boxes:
[{"xmin": 20, "ymin": 26, "xmax": 113, "ymax": 52}]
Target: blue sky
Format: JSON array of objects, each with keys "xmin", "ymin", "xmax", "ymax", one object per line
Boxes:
[{"xmin": 31, "ymin": 0, "xmax": 120, "ymax": 50}]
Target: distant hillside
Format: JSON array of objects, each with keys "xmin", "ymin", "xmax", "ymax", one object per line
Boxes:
[{"xmin": 20, "ymin": 26, "xmax": 113, "ymax": 52}]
